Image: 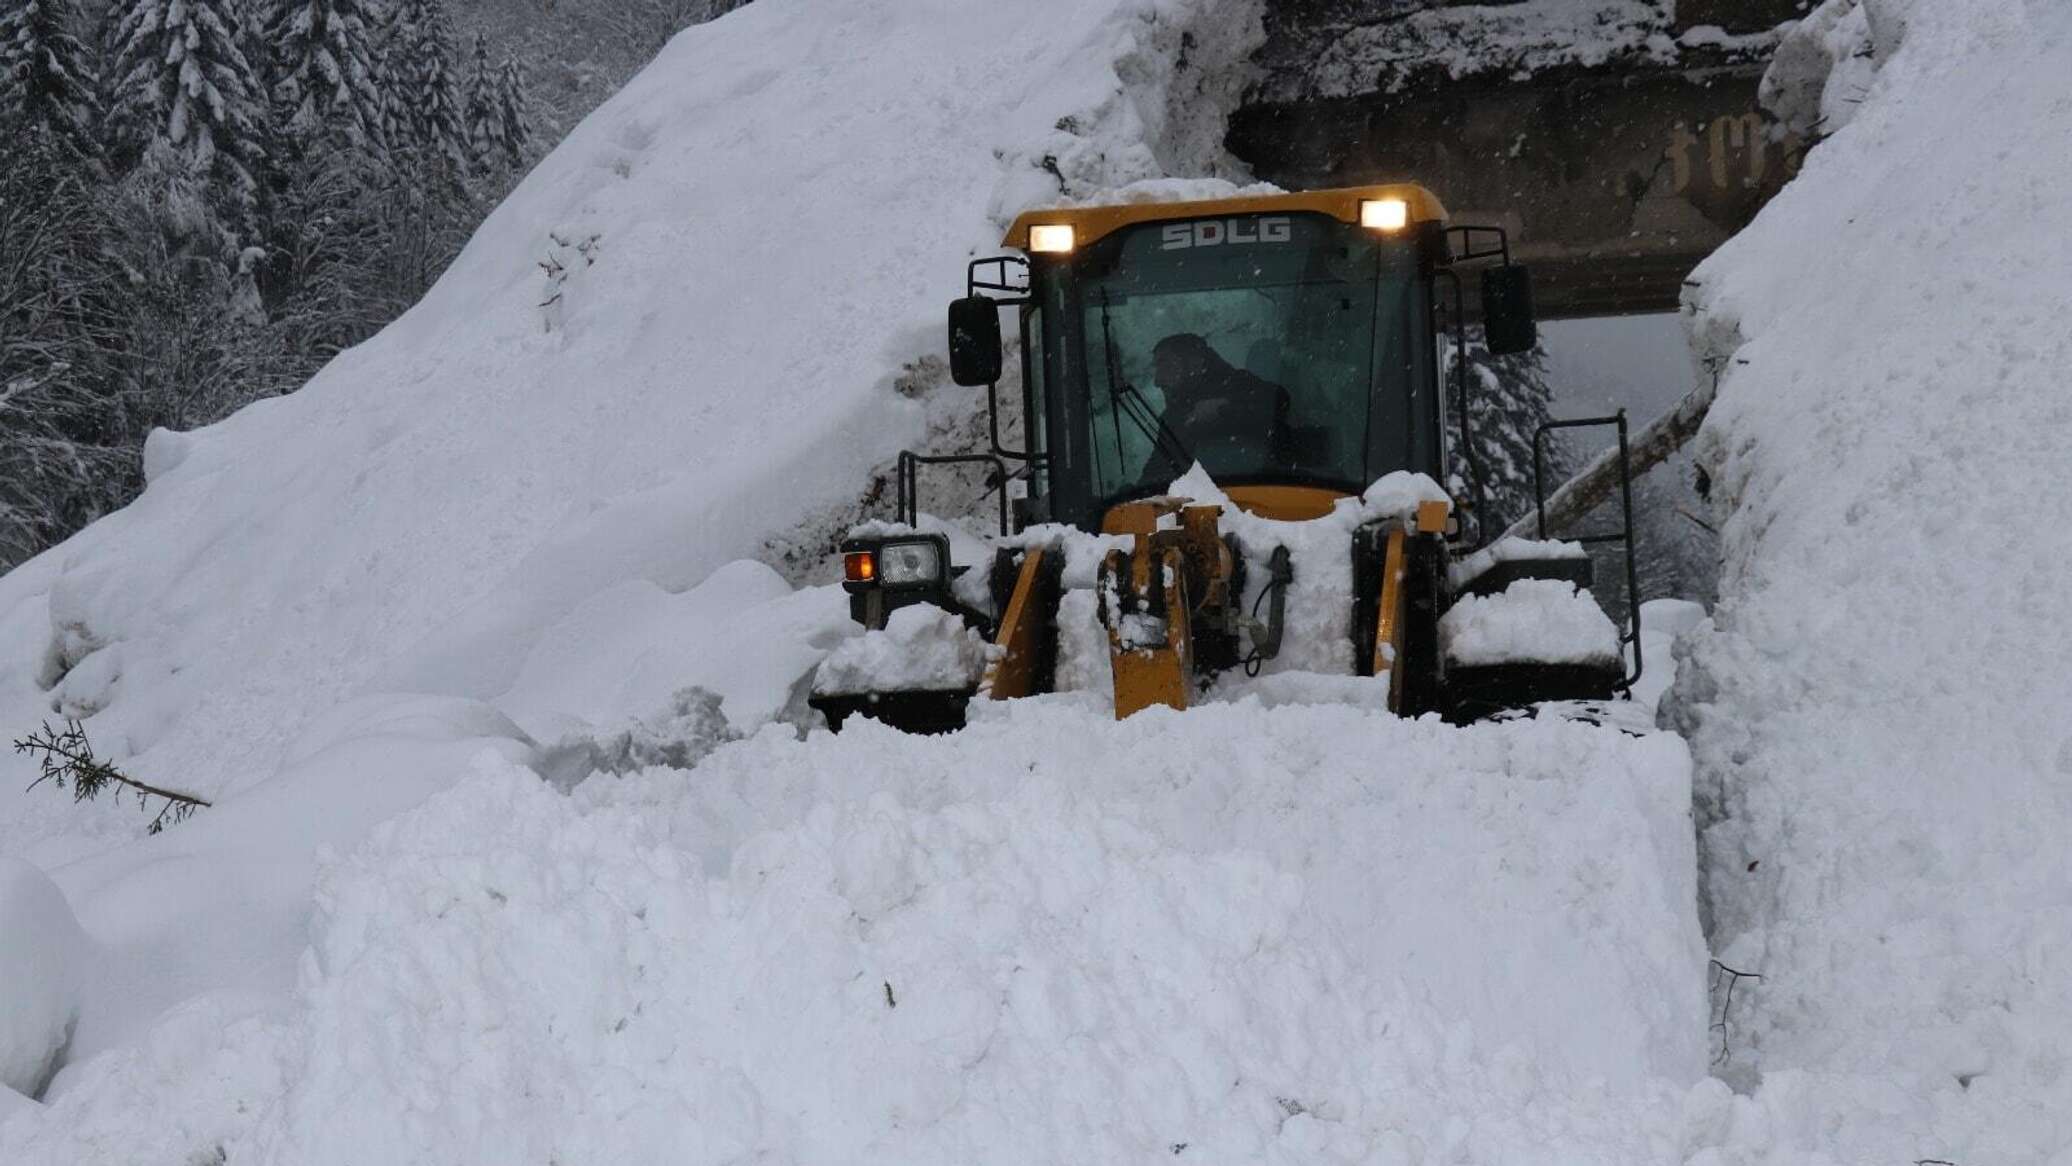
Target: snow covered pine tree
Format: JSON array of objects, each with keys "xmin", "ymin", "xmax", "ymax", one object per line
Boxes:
[
  {"xmin": 491, "ymin": 48, "xmax": 531, "ymax": 169},
  {"xmin": 264, "ymin": 0, "xmax": 387, "ymax": 154},
  {"xmin": 100, "ymin": 0, "xmax": 269, "ymax": 240},
  {"xmin": 385, "ymin": 0, "xmax": 469, "ymax": 173},
  {"xmin": 462, "ymin": 33, "xmax": 493, "ymax": 167},
  {"xmin": 463, "ymin": 36, "xmax": 532, "ymax": 172},
  {"xmin": 0, "ymin": 0, "xmax": 103, "ymax": 160}
]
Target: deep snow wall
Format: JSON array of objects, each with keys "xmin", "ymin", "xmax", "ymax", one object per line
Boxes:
[
  {"xmin": 0, "ymin": 0, "xmax": 1264, "ymax": 861},
  {"xmin": 4, "ymin": 703, "xmax": 1711, "ymax": 1165},
  {"xmin": 1672, "ymin": 0, "xmax": 2072, "ymax": 1159}
]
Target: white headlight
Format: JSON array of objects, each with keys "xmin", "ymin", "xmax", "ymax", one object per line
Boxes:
[
  {"xmin": 1360, "ymin": 198, "xmax": 1409, "ymax": 231},
  {"xmin": 1028, "ymin": 224, "xmax": 1076, "ymax": 253},
  {"xmin": 878, "ymin": 539, "xmax": 943, "ymax": 586}
]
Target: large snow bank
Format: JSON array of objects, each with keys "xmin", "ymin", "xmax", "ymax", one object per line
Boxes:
[
  {"xmin": 40, "ymin": 696, "xmax": 540, "ymax": 1077},
  {"xmin": 0, "ymin": 0, "xmax": 1270, "ymax": 1081},
  {"xmin": 0, "ymin": 0, "xmax": 1266, "ymax": 861},
  {"xmin": 5, "ymin": 700, "xmax": 1709, "ymax": 1164},
  {"xmin": 0, "ymin": 858, "xmax": 86, "ymax": 1099},
  {"xmin": 1671, "ymin": 0, "xmax": 2072, "ymax": 1159}
]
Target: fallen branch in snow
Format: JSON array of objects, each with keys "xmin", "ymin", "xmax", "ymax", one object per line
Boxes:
[
  {"xmin": 15, "ymin": 719, "xmax": 212, "ymax": 834},
  {"xmin": 1708, "ymin": 957, "xmax": 1763, "ymax": 1066},
  {"xmin": 1501, "ymin": 365, "xmax": 1721, "ymax": 542},
  {"xmin": 1677, "ymin": 507, "xmax": 1719, "ymax": 535}
]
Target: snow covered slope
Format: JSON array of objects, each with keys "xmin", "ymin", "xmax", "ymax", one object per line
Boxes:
[
  {"xmin": 1671, "ymin": 1, "xmax": 2072, "ymax": 1160},
  {"xmin": 0, "ymin": 0, "xmax": 1262, "ymax": 862},
  {"xmin": 0, "ymin": 0, "xmax": 1750, "ymax": 1156}
]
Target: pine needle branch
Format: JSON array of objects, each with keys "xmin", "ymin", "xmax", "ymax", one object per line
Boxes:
[{"xmin": 14, "ymin": 718, "xmax": 211, "ymax": 834}]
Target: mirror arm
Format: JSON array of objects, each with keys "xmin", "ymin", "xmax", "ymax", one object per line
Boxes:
[
  {"xmin": 988, "ymin": 380, "xmax": 1026, "ymax": 462},
  {"xmin": 1442, "ymin": 224, "xmax": 1512, "ymax": 267}
]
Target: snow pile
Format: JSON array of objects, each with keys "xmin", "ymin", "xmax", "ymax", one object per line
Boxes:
[
  {"xmin": 0, "ymin": 0, "xmax": 1329, "ymax": 1133},
  {"xmin": 0, "ymin": 0, "xmax": 1740, "ymax": 1157},
  {"xmin": 1672, "ymin": 0, "xmax": 2072, "ymax": 1159},
  {"xmin": 1757, "ymin": 0, "xmax": 1885, "ymax": 140},
  {"xmin": 813, "ymin": 603, "xmax": 992, "ymax": 695},
  {"xmin": 493, "ymin": 561, "xmax": 846, "ymax": 740},
  {"xmin": 1448, "ymin": 535, "xmax": 1589, "ymax": 593},
  {"xmin": 5, "ymin": 700, "xmax": 1709, "ymax": 1164},
  {"xmin": 0, "ymin": 0, "xmax": 1269, "ymax": 861},
  {"xmin": 31, "ymin": 696, "xmax": 540, "ymax": 1083},
  {"xmin": 1440, "ymin": 580, "xmax": 1621, "ymax": 669},
  {"xmin": 1152, "ymin": 466, "xmax": 1450, "ymax": 676},
  {"xmin": 1630, "ymin": 598, "xmax": 1705, "ymax": 712},
  {"xmin": 0, "ymin": 859, "xmax": 86, "ymax": 1100}
]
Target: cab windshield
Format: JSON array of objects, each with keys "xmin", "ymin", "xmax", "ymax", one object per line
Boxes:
[{"xmin": 1061, "ymin": 212, "xmax": 1427, "ymax": 508}]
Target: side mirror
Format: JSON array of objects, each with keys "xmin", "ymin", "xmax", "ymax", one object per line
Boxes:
[
  {"xmin": 947, "ymin": 296, "xmax": 1002, "ymax": 386},
  {"xmin": 1481, "ymin": 265, "xmax": 1537, "ymax": 356}
]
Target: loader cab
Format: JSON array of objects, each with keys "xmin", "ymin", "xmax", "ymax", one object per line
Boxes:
[{"xmin": 948, "ymin": 184, "xmax": 1535, "ymax": 534}]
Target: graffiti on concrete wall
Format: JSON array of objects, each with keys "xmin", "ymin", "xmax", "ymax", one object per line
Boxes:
[
  {"xmin": 1664, "ymin": 112, "xmax": 1804, "ymax": 219},
  {"xmin": 1230, "ymin": 70, "xmax": 1806, "ymax": 316}
]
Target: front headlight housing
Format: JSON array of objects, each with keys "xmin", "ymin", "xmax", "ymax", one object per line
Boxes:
[{"xmin": 877, "ymin": 538, "xmax": 944, "ymax": 587}]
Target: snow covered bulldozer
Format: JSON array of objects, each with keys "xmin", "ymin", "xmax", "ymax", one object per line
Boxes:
[{"xmin": 809, "ymin": 183, "xmax": 1641, "ymax": 733}]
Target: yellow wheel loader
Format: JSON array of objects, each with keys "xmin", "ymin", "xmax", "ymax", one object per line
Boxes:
[{"xmin": 809, "ymin": 184, "xmax": 1642, "ymax": 733}]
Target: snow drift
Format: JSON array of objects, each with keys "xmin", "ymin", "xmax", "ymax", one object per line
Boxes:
[
  {"xmin": 0, "ymin": 0, "xmax": 1280, "ymax": 1121},
  {"xmin": 0, "ymin": 0, "xmax": 1264, "ymax": 861},
  {"xmin": 0, "ymin": 858, "xmax": 85, "ymax": 1098},
  {"xmin": 1671, "ymin": 0, "xmax": 2072, "ymax": 1160},
  {"xmin": 6, "ymin": 702, "xmax": 1709, "ymax": 1164}
]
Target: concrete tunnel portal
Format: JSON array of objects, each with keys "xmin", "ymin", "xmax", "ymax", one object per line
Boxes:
[{"xmin": 1227, "ymin": 0, "xmax": 1811, "ymax": 320}]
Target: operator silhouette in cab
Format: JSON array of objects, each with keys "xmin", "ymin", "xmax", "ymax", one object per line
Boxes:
[{"xmin": 1151, "ymin": 333, "xmax": 1289, "ymax": 470}]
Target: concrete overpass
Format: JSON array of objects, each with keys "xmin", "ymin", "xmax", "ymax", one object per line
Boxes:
[{"xmin": 1228, "ymin": 1, "xmax": 1809, "ymax": 319}]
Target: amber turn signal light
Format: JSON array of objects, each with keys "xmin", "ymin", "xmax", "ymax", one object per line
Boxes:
[{"xmin": 843, "ymin": 550, "xmax": 876, "ymax": 583}]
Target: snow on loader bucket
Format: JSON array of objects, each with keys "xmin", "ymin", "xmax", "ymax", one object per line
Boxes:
[{"xmin": 808, "ymin": 184, "xmax": 1642, "ymax": 732}]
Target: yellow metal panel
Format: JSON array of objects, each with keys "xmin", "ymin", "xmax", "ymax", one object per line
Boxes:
[
  {"xmin": 1416, "ymin": 499, "xmax": 1451, "ymax": 534},
  {"xmin": 1224, "ymin": 485, "xmax": 1349, "ymax": 522},
  {"xmin": 981, "ymin": 548, "xmax": 1049, "ymax": 701},
  {"xmin": 1005, "ymin": 183, "xmax": 1451, "ymax": 252},
  {"xmin": 1372, "ymin": 527, "xmax": 1409, "ymax": 714},
  {"xmin": 1100, "ymin": 500, "xmax": 1168, "ymax": 536},
  {"xmin": 1104, "ymin": 546, "xmax": 1196, "ymax": 719},
  {"xmin": 1103, "ymin": 487, "xmax": 1346, "ymax": 531},
  {"xmin": 1112, "ymin": 647, "xmax": 1190, "ymax": 718}
]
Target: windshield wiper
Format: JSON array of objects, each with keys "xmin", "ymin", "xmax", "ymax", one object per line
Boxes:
[{"xmin": 1098, "ymin": 289, "xmax": 1196, "ymax": 479}]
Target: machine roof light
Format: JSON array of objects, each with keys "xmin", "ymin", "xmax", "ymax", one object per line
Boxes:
[
  {"xmin": 1360, "ymin": 198, "xmax": 1410, "ymax": 231},
  {"xmin": 1028, "ymin": 224, "xmax": 1076, "ymax": 253}
]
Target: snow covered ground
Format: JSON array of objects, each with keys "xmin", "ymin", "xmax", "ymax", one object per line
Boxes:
[
  {"xmin": 0, "ymin": 0, "xmax": 1727, "ymax": 1147},
  {"xmin": 7, "ymin": 0, "xmax": 2069, "ymax": 1160},
  {"xmin": 0, "ymin": 0, "xmax": 1265, "ymax": 866},
  {"xmin": 0, "ymin": 0, "xmax": 1279, "ymax": 1136},
  {"xmin": 6, "ymin": 701, "xmax": 1712, "ymax": 1164}
]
